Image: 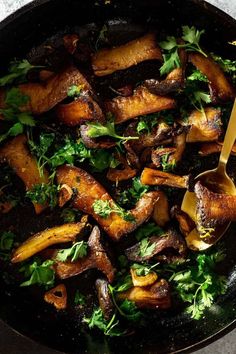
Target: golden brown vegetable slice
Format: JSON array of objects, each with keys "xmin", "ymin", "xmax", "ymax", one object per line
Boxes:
[
  {"xmin": 11, "ymin": 218, "xmax": 88, "ymax": 263},
  {"xmin": 54, "ymin": 226, "xmax": 115, "ymax": 283},
  {"xmin": 44, "ymin": 284, "xmax": 67, "ymax": 310},
  {"xmin": 152, "ymin": 191, "xmax": 170, "ymax": 227},
  {"xmin": 0, "ymin": 66, "xmax": 91, "ymax": 115},
  {"xmin": 130, "ymin": 268, "xmax": 158, "ymax": 287},
  {"xmin": 141, "ymin": 168, "xmax": 189, "ymax": 188},
  {"xmin": 195, "ymin": 181, "xmax": 236, "ymax": 227},
  {"xmin": 189, "ymin": 52, "xmax": 235, "ymax": 102},
  {"xmin": 171, "ymin": 205, "xmax": 195, "ymax": 237},
  {"xmin": 117, "ymin": 279, "xmax": 171, "ymax": 309},
  {"xmin": 106, "ymin": 154, "xmax": 137, "ymax": 182},
  {"xmin": 57, "ymin": 165, "xmax": 159, "ymax": 241},
  {"xmin": 0, "ymin": 134, "xmax": 49, "ymax": 214},
  {"xmin": 183, "ymin": 108, "xmax": 222, "ymax": 143},
  {"xmin": 56, "ymin": 95, "xmax": 104, "ymax": 126},
  {"xmin": 105, "ymin": 86, "xmax": 176, "ymax": 124},
  {"xmin": 198, "ymin": 141, "xmax": 236, "ymax": 156},
  {"xmin": 92, "ymin": 33, "xmax": 162, "ymax": 76}
]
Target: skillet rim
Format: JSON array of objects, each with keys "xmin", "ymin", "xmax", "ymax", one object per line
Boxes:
[{"xmin": 0, "ymin": 0, "xmax": 236, "ymax": 353}]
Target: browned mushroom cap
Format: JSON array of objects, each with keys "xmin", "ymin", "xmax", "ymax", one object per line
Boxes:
[
  {"xmin": 80, "ymin": 125, "xmax": 116, "ymax": 149},
  {"xmin": 198, "ymin": 141, "xmax": 236, "ymax": 156},
  {"xmin": 152, "ymin": 191, "xmax": 170, "ymax": 227},
  {"xmin": 54, "ymin": 226, "xmax": 115, "ymax": 283},
  {"xmin": 117, "ymin": 279, "xmax": 171, "ymax": 309},
  {"xmin": 92, "ymin": 33, "xmax": 163, "ymax": 77},
  {"xmin": 125, "ymin": 229, "xmax": 187, "ymax": 263},
  {"xmin": 95, "ymin": 279, "xmax": 114, "ymax": 320},
  {"xmin": 141, "ymin": 168, "xmax": 190, "ymax": 189},
  {"xmin": 171, "ymin": 205, "xmax": 195, "ymax": 237},
  {"xmin": 44, "ymin": 284, "xmax": 67, "ymax": 310},
  {"xmin": 189, "ymin": 52, "xmax": 235, "ymax": 103},
  {"xmin": 195, "ymin": 181, "xmax": 236, "ymax": 228}
]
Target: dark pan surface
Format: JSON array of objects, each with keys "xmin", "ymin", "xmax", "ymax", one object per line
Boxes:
[{"xmin": 0, "ymin": 0, "xmax": 236, "ymax": 353}]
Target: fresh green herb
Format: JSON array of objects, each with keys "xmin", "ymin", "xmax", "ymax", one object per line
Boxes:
[
  {"xmin": 160, "ymin": 25, "xmax": 207, "ymax": 75},
  {"xmin": 67, "ymin": 85, "xmax": 84, "ymax": 98},
  {"xmin": 211, "ymin": 54, "xmax": 236, "ymax": 83},
  {"xmin": 86, "ymin": 121, "xmax": 138, "ymax": 143},
  {"xmin": 26, "ymin": 183, "xmax": 59, "ymax": 208},
  {"xmin": 117, "ymin": 177, "xmax": 149, "ymax": 208},
  {"xmin": 56, "ymin": 241, "xmax": 88, "ymax": 262},
  {"xmin": 136, "ymin": 222, "xmax": 164, "ymax": 241},
  {"xmin": 95, "ymin": 24, "xmax": 109, "ymax": 51},
  {"xmin": 113, "ymin": 273, "xmax": 133, "ymax": 293},
  {"xmin": 0, "ymin": 231, "xmax": 15, "ymax": 261},
  {"xmin": 184, "ymin": 79, "xmax": 211, "ymax": 113},
  {"xmin": 83, "ymin": 308, "xmax": 123, "ymax": 336},
  {"xmin": 187, "ymin": 69, "xmax": 208, "ymax": 82},
  {"xmin": 93, "ymin": 199, "xmax": 135, "ymax": 222},
  {"xmin": 20, "ymin": 258, "xmax": 55, "ymax": 288},
  {"xmin": 0, "ymin": 59, "xmax": 42, "ymax": 86},
  {"xmin": 139, "ymin": 238, "xmax": 156, "ymax": 258},
  {"xmin": 131, "ymin": 262, "xmax": 159, "ymax": 276},
  {"xmin": 74, "ymin": 290, "xmax": 86, "ymax": 305},
  {"xmin": 60, "ymin": 208, "xmax": 81, "ymax": 223},
  {"xmin": 161, "ymin": 153, "xmax": 176, "ymax": 172}
]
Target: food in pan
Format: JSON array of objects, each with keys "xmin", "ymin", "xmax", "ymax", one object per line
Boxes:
[{"xmin": 0, "ymin": 24, "xmax": 235, "ymax": 336}]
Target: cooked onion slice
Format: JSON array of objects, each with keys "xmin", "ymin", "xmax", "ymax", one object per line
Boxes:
[{"xmin": 44, "ymin": 284, "xmax": 67, "ymax": 310}]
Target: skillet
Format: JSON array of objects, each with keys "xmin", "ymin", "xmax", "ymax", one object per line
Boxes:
[{"xmin": 0, "ymin": 0, "xmax": 236, "ymax": 353}]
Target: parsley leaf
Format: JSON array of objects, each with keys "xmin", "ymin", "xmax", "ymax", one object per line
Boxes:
[
  {"xmin": 74, "ymin": 290, "xmax": 86, "ymax": 305},
  {"xmin": 160, "ymin": 49, "xmax": 181, "ymax": 76},
  {"xmin": 160, "ymin": 152, "xmax": 176, "ymax": 172},
  {"xmin": 136, "ymin": 222, "xmax": 164, "ymax": 241},
  {"xmin": 0, "ymin": 59, "xmax": 42, "ymax": 86},
  {"xmin": 26, "ymin": 183, "xmax": 59, "ymax": 208},
  {"xmin": 60, "ymin": 208, "xmax": 82, "ymax": 223},
  {"xmin": 67, "ymin": 85, "xmax": 84, "ymax": 98},
  {"xmin": 56, "ymin": 241, "xmax": 88, "ymax": 262},
  {"xmin": 131, "ymin": 262, "xmax": 159, "ymax": 276},
  {"xmin": 211, "ymin": 53, "xmax": 236, "ymax": 84},
  {"xmin": 93, "ymin": 199, "xmax": 135, "ymax": 222},
  {"xmin": 117, "ymin": 177, "xmax": 149, "ymax": 208},
  {"xmin": 86, "ymin": 121, "xmax": 138, "ymax": 143},
  {"xmin": 139, "ymin": 238, "xmax": 156, "ymax": 258},
  {"xmin": 187, "ymin": 69, "xmax": 208, "ymax": 82},
  {"xmin": 0, "ymin": 231, "xmax": 15, "ymax": 261},
  {"xmin": 20, "ymin": 258, "xmax": 55, "ymax": 288},
  {"xmin": 83, "ymin": 308, "xmax": 123, "ymax": 336}
]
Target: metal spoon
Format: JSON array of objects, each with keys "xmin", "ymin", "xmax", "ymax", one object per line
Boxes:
[{"xmin": 181, "ymin": 99, "xmax": 236, "ymax": 251}]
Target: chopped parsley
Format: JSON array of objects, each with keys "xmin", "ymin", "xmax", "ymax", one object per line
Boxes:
[
  {"xmin": 0, "ymin": 231, "xmax": 16, "ymax": 261},
  {"xmin": 0, "ymin": 59, "xmax": 42, "ymax": 86},
  {"xmin": 117, "ymin": 177, "xmax": 149, "ymax": 208},
  {"xmin": 56, "ymin": 241, "xmax": 88, "ymax": 262},
  {"xmin": 93, "ymin": 199, "xmax": 135, "ymax": 222},
  {"xmin": 20, "ymin": 258, "xmax": 55, "ymax": 288},
  {"xmin": 26, "ymin": 183, "xmax": 59, "ymax": 208},
  {"xmin": 83, "ymin": 308, "xmax": 123, "ymax": 336}
]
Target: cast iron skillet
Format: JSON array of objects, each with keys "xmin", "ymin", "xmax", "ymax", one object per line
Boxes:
[{"xmin": 0, "ymin": 0, "xmax": 236, "ymax": 353}]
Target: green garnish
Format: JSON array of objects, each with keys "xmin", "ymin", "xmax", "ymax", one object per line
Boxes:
[
  {"xmin": 26, "ymin": 183, "xmax": 59, "ymax": 208},
  {"xmin": 74, "ymin": 290, "xmax": 86, "ymax": 305},
  {"xmin": 135, "ymin": 222, "xmax": 164, "ymax": 241},
  {"xmin": 83, "ymin": 308, "xmax": 123, "ymax": 336},
  {"xmin": 92, "ymin": 199, "xmax": 135, "ymax": 222},
  {"xmin": 20, "ymin": 258, "xmax": 55, "ymax": 288},
  {"xmin": 67, "ymin": 85, "xmax": 84, "ymax": 98},
  {"xmin": 0, "ymin": 59, "xmax": 42, "ymax": 86},
  {"xmin": 117, "ymin": 177, "xmax": 149, "ymax": 207},
  {"xmin": 86, "ymin": 121, "xmax": 138, "ymax": 143},
  {"xmin": 138, "ymin": 238, "xmax": 156, "ymax": 258},
  {"xmin": 60, "ymin": 208, "xmax": 82, "ymax": 223},
  {"xmin": 0, "ymin": 231, "xmax": 16, "ymax": 261},
  {"xmin": 56, "ymin": 241, "xmax": 88, "ymax": 262},
  {"xmin": 161, "ymin": 153, "xmax": 176, "ymax": 172}
]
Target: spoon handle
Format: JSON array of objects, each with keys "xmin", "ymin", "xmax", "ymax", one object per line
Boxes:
[{"xmin": 218, "ymin": 98, "xmax": 236, "ymax": 169}]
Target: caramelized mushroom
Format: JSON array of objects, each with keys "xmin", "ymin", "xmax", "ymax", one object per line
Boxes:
[
  {"xmin": 92, "ymin": 33, "xmax": 162, "ymax": 76},
  {"xmin": 141, "ymin": 168, "xmax": 190, "ymax": 189},
  {"xmin": 57, "ymin": 165, "xmax": 159, "ymax": 241},
  {"xmin": 125, "ymin": 228, "xmax": 187, "ymax": 262},
  {"xmin": 0, "ymin": 134, "xmax": 49, "ymax": 214},
  {"xmin": 171, "ymin": 205, "xmax": 195, "ymax": 237},
  {"xmin": 130, "ymin": 268, "xmax": 158, "ymax": 287},
  {"xmin": 105, "ymin": 86, "xmax": 176, "ymax": 124},
  {"xmin": 54, "ymin": 226, "xmax": 115, "ymax": 283},
  {"xmin": 151, "ymin": 147, "xmax": 176, "ymax": 169},
  {"xmin": 95, "ymin": 278, "xmax": 114, "ymax": 320},
  {"xmin": 117, "ymin": 279, "xmax": 171, "ymax": 309},
  {"xmin": 106, "ymin": 153, "xmax": 137, "ymax": 182},
  {"xmin": 152, "ymin": 191, "xmax": 170, "ymax": 227},
  {"xmin": 198, "ymin": 141, "xmax": 236, "ymax": 156},
  {"xmin": 44, "ymin": 284, "xmax": 67, "ymax": 310}
]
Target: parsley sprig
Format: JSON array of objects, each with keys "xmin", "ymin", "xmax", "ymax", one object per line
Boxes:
[
  {"xmin": 93, "ymin": 199, "xmax": 135, "ymax": 222},
  {"xmin": 117, "ymin": 177, "xmax": 149, "ymax": 208},
  {"xmin": 20, "ymin": 258, "xmax": 55, "ymax": 288},
  {"xmin": 56, "ymin": 241, "xmax": 88, "ymax": 262},
  {"xmin": 0, "ymin": 59, "xmax": 42, "ymax": 86}
]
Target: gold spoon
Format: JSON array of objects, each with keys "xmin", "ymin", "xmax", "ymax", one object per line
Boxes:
[{"xmin": 181, "ymin": 99, "xmax": 236, "ymax": 251}]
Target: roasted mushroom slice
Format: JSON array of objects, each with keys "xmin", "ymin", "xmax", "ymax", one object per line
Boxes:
[
  {"xmin": 105, "ymin": 86, "xmax": 176, "ymax": 124},
  {"xmin": 92, "ymin": 33, "xmax": 162, "ymax": 76},
  {"xmin": 151, "ymin": 147, "xmax": 176, "ymax": 169},
  {"xmin": 0, "ymin": 134, "xmax": 49, "ymax": 214},
  {"xmin": 130, "ymin": 268, "xmax": 158, "ymax": 287},
  {"xmin": 141, "ymin": 168, "xmax": 190, "ymax": 189},
  {"xmin": 0, "ymin": 65, "xmax": 91, "ymax": 115},
  {"xmin": 189, "ymin": 52, "xmax": 235, "ymax": 103},
  {"xmin": 182, "ymin": 107, "xmax": 222, "ymax": 143},
  {"xmin": 125, "ymin": 228, "xmax": 187, "ymax": 262},
  {"xmin": 117, "ymin": 279, "xmax": 171, "ymax": 309},
  {"xmin": 44, "ymin": 284, "xmax": 67, "ymax": 310},
  {"xmin": 11, "ymin": 218, "xmax": 88, "ymax": 263},
  {"xmin": 106, "ymin": 153, "xmax": 137, "ymax": 182},
  {"xmin": 195, "ymin": 181, "xmax": 236, "ymax": 227},
  {"xmin": 54, "ymin": 226, "xmax": 115, "ymax": 283},
  {"xmin": 57, "ymin": 95, "xmax": 104, "ymax": 126},
  {"xmin": 57, "ymin": 165, "xmax": 159, "ymax": 241},
  {"xmin": 171, "ymin": 205, "xmax": 195, "ymax": 237},
  {"xmin": 96, "ymin": 278, "xmax": 114, "ymax": 320},
  {"xmin": 80, "ymin": 125, "xmax": 115, "ymax": 149},
  {"xmin": 152, "ymin": 191, "xmax": 170, "ymax": 227},
  {"xmin": 198, "ymin": 141, "xmax": 236, "ymax": 156}
]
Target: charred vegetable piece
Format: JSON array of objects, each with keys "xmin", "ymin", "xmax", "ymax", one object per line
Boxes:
[
  {"xmin": 171, "ymin": 205, "xmax": 195, "ymax": 237},
  {"xmin": 198, "ymin": 141, "xmax": 236, "ymax": 156},
  {"xmin": 106, "ymin": 154, "xmax": 137, "ymax": 182},
  {"xmin": 141, "ymin": 168, "xmax": 190, "ymax": 188},
  {"xmin": 11, "ymin": 218, "xmax": 88, "ymax": 263},
  {"xmin": 125, "ymin": 228, "xmax": 187, "ymax": 262},
  {"xmin": 195, "ymin": 181, "xmax": 236, "ymax": 227},
  {"xmin": 63, "ymin": 34, "xmax": 79, "ymax": 54},
  {"xmin": 57, "ymin": 165, "xmax": 159, "ymax": 241},
  {"xmin": 0, "ymin": 134, "xmax": 49, "ymax": 214},
  {"xmin": 105, "ymin": 86, "xmax": 176, "ymax": 124},
  {"xmin": 57, "ymin": 95, "xmax": 104, "ymax": 126},
  {"xmin": 92, "ymin": 33, "xmax": 162, "ymax": 76},
  {"xmin": 44, "ymin": 284, "xmax": 67, "ymax": 310},
  {"xmin": 152, "ymin": 191, "xmax": 170, "ymax": 227},
  {"xmin": 189, "ymin": 52, "xmax": 235, "ymax": 103},
  {"xmin": 117, "ymin": 279, "xmax": 171, "ymax": 309},
  {"xmin": 130, "ymin": 268, "xmax": 158, "ymax": 287},
  {"xmin": 0, "ymin": 66, "xmax": 91, "ymax": 115},
  {"xmin": 53, "ymin": 226, "xmax": 115, "ymax": 283},
  {"xmin": 96, "ymin": 278, "xmax": 114, "ymax": 320},
  {"xmin": 183, "ymin": 108, "xmax": 222, "ymax": 143}
]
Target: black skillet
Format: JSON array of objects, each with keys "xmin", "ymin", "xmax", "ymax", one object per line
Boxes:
[{"xmin": 0, "ymin": 0, "xmax": 236, "ymax": 353}]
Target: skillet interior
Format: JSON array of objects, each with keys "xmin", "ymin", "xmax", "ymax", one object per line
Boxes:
[{"xmin": 0, "ymin": 0, "xmax": 236, "ymax": 353}]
